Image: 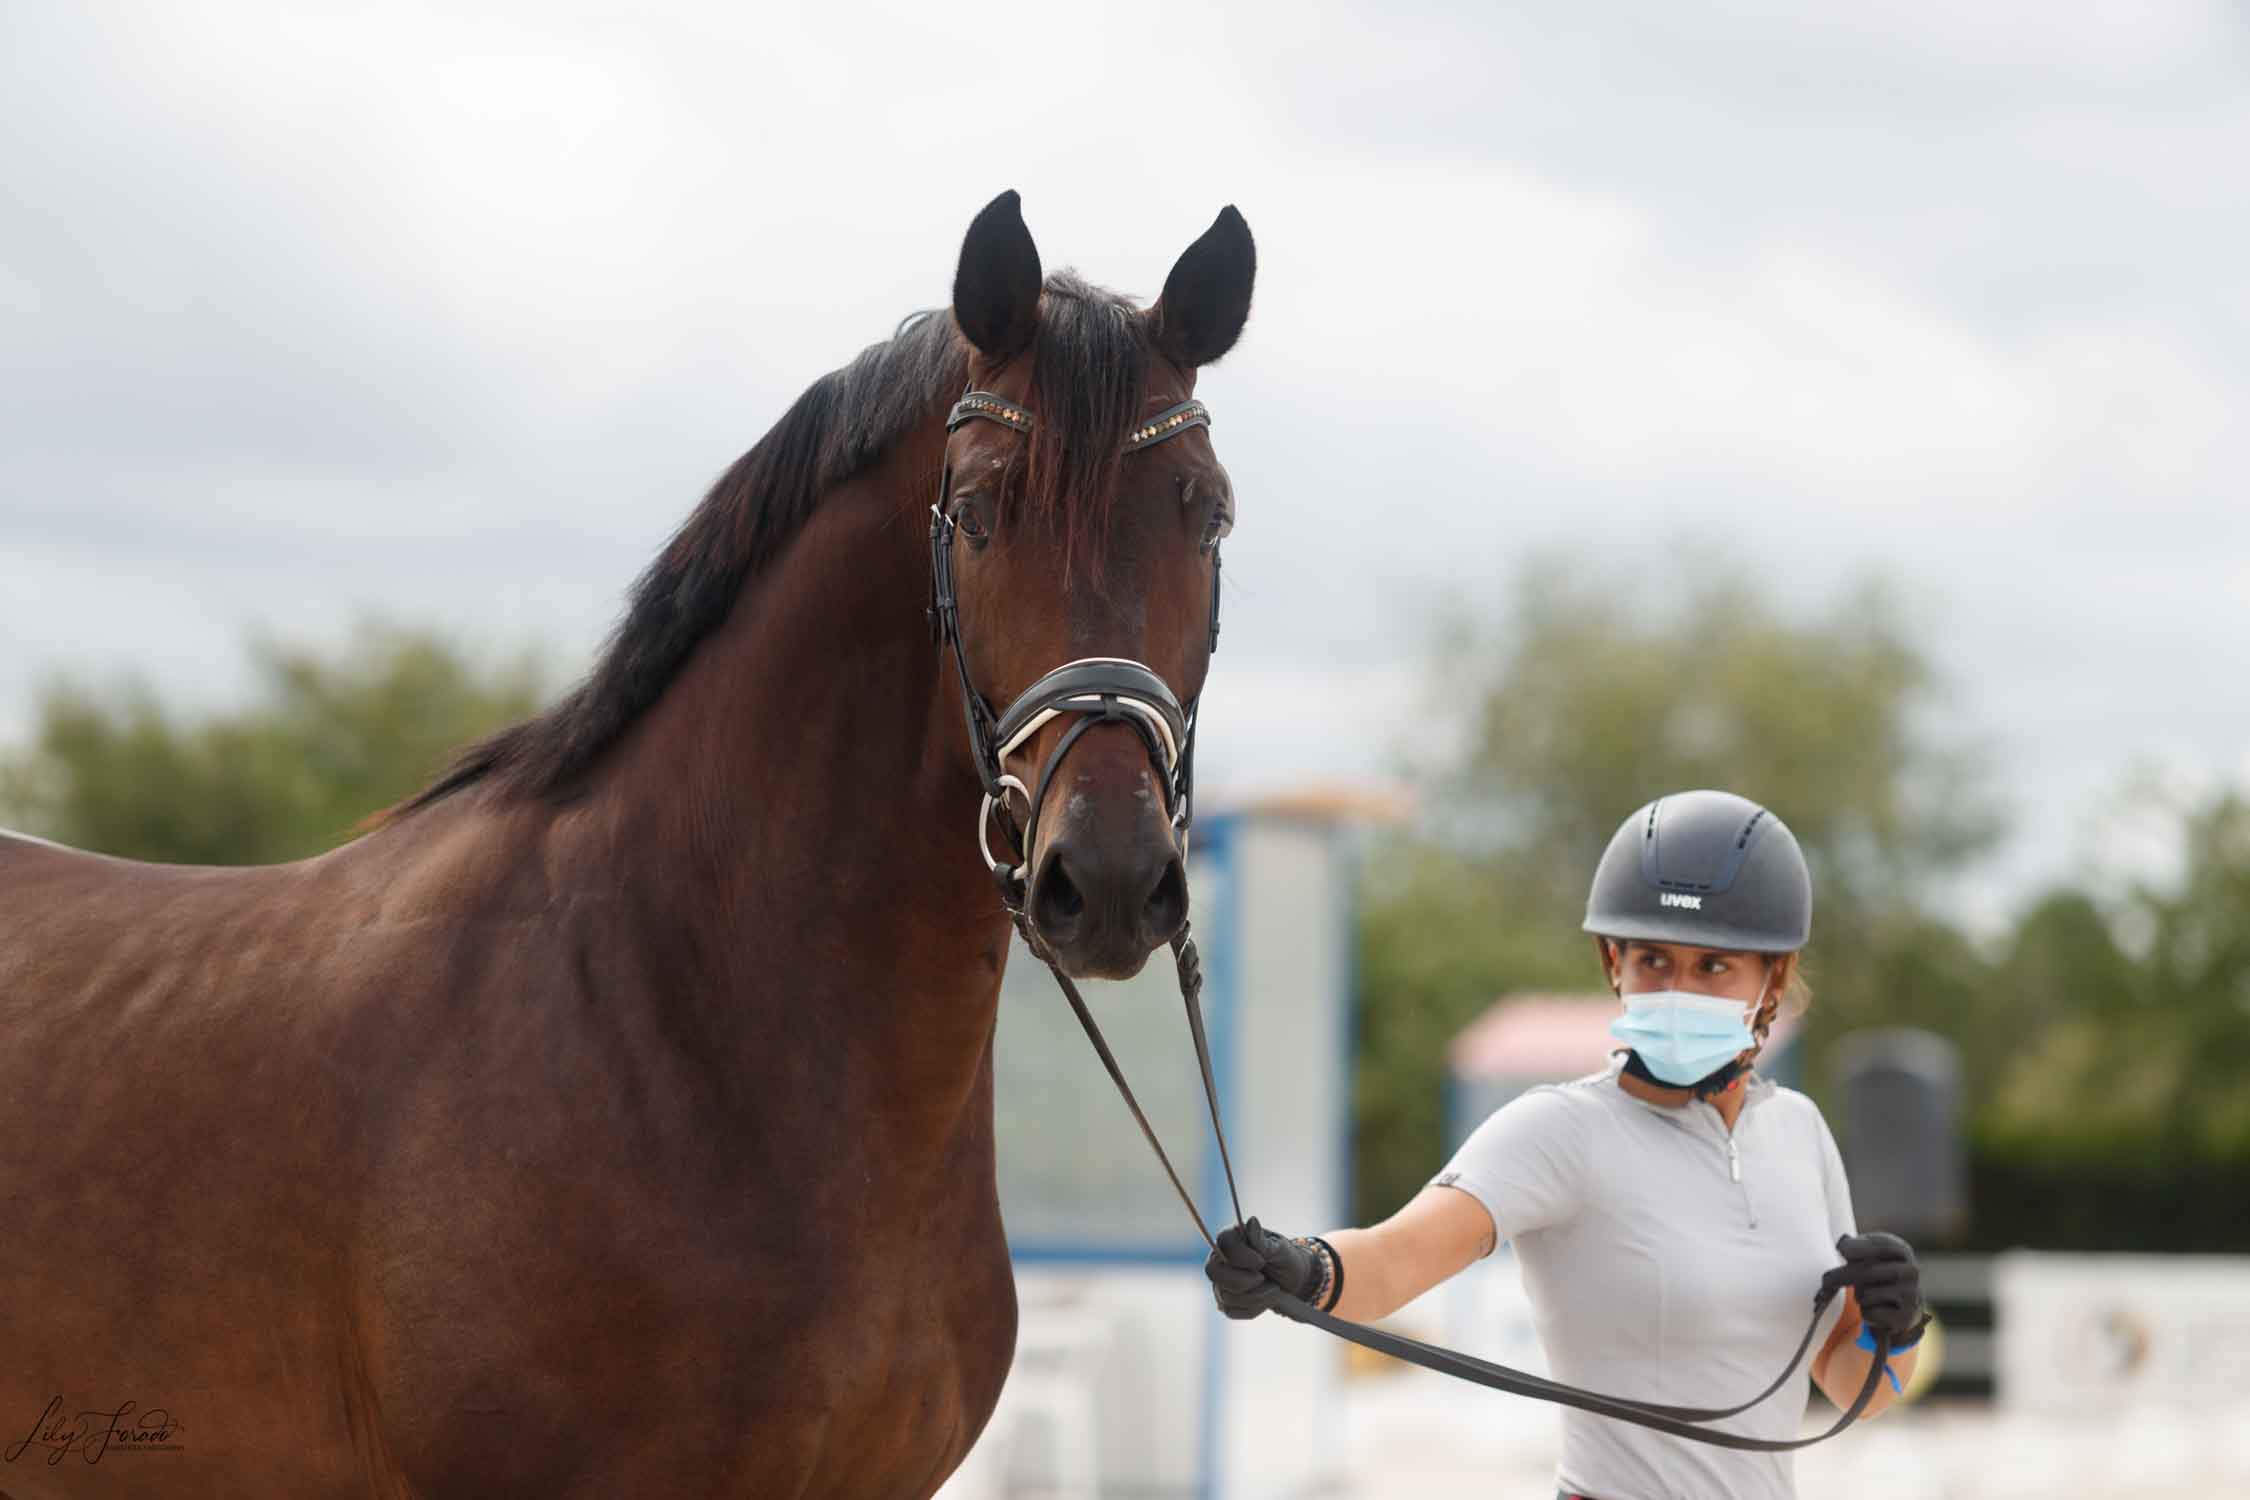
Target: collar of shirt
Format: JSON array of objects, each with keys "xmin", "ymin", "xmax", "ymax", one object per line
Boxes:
[{"xmin": 1599, "ymin": 1053, "xmax": 1778, "ymax": 1131}]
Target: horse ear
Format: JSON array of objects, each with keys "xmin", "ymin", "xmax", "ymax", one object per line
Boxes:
[
  {"xmin": 952, "ymin": 190, "xmax": 1044, "ymax": 363},
  {"xmin": 1151, "ymin": 206, "xmax": 1256, "ymax": 368}
]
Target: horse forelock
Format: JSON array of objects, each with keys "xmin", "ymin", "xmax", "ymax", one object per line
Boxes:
[{"xmin": 1022, "ymin": 271, "xmax": 1151, "ymax": 580}]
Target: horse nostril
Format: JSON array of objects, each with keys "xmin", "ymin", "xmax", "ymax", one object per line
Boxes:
[
  {"xmin": 1031, "ymin": 852, "xmax": 1086, "ymax": 935},
  {"xmin": 1141, "ymin": 856, "xmax": 1188, "ymax": 945},
  {"xmin": 1051, "ymin": 870, "xmax": 1085, "ymax": 919}
]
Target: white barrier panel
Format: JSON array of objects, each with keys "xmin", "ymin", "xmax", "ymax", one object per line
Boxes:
[
  {"xmin": 1994, "ymin": 1251, "xmax": 2250, "ymax": 1414},
  {"xmin": 988, "ymin": 811, "xmax": 1355, "ymax": 1498}
]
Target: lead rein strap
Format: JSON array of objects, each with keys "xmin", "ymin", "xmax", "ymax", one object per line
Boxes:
[
  {"xmin": 1169, "ymin": 925, "xmax": 1247, "ymax": 1235},
  {"xmin": 1269, "ymin": 1291, "xmax": 1889, "ymax": 1452},
  {"xmin": 1030, "ymin": 916, "xmax": 1890, "ymax": 1450},
  {"xmin": 1025, "ymin": 916, "xmax": 1234, "ymax": 1248}
]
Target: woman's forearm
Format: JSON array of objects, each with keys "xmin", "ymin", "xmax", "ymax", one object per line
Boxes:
[
  {"xmin": 1319, "ymin": 1226, "xmax": 1399, "ymax": 1321},
  {"xmin": 1313, "ymin": 1186, "xmax": 1497, "ymax": 1322}
]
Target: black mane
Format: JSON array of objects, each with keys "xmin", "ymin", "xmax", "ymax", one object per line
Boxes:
[{"xmin": 386, "ymin": 273, "xmax": 1149, "ymax": 817}]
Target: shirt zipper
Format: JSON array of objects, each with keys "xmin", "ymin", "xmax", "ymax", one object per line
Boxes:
[
  {"xmin": 1724, "ymin": 1120, "xmax": 1758, "ymax": 1226},
  {"xmin": 1694, "ymin": 1100, "xmax": 1758, "ymax": 1226}
]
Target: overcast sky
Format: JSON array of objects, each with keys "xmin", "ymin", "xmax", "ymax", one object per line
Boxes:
[{"xmin": 5, "ymin": 2, "xmax": 2247, "ymax": 928}]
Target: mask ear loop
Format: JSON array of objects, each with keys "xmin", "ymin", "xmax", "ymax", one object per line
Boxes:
[
  {"xmin": 1693, "ymin": 966, "xmax": 1782, "ymax": 1098},
  {"xmin": 1747, "ymin": 957, "xmax": 1788, "ymax": 1047}
]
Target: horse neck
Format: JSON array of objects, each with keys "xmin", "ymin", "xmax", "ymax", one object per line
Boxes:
[{"xmin": 571, "ymin": 432, "xmax": 1011, "ymax": 1136}]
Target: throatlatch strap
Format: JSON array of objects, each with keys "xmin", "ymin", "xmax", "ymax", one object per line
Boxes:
[{"xmin": 1035, "ymin": 917, "xmax": 1891, "ymax": 1451}]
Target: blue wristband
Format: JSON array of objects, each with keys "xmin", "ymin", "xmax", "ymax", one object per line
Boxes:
[{"xmin": 1854, "ymin": 1325, "xmax": 1903, "ymax": 1394}]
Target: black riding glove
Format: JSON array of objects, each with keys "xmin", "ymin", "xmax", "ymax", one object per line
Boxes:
[
  {"xmin": 1203, "ymin": 1216, "xmax": 1322, "ymax": 1321},
  {"xmin": 1819, "ymin": 1231, "xmax": 1928, "ymax": 1342}
]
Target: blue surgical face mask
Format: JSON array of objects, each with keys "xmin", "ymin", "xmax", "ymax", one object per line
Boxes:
[{"xmin": 1609, "ymin": 987, "xmax": 1766, "ymax": 1087}]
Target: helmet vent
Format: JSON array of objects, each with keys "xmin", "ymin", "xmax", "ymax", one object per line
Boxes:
[{"xmin": 1637, "ymin": 797, "xmax": 1769, "ymax": 896}]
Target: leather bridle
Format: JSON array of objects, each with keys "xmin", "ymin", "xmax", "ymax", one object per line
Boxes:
[
  {"xmin": 928, "ymin": 387, "xmax": 1219, "ymax": 915},
  {"xmin": 926, "ymin": 387, "xmax": 1891, "ymax": 1454}
]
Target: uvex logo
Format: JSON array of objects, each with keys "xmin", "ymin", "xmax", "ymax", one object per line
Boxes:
[{"xmin": 1660, "ymin": 892, "xmax": 1703, "ymax": 910}]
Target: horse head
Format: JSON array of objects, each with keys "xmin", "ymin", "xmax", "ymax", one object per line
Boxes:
[{"xmin": 936, "ymin": 191, "xmax": 1254, "ymax": 979}]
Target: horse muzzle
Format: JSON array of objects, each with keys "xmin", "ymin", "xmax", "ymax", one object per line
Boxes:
[
  {"xmin": 969, "ymin": 656, "xmax": 1199, "ymax": 977},
  {"xmin": 1021, "ymin": 729, "xmax": 1191, "ymax": 978}
]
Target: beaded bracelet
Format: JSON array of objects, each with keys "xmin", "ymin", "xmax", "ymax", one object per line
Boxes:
[
  {"xmin": 1294, "ymin": 1235, "xmax": 1346, "ymax": 1312},
  {"xmin": 1291, "ymin": 1236, "xmax": 1331, "ymax": 1307},
  {"xmin": 1312, "ymin": 1235, "xmax": 1346, "ymax": 1312}
]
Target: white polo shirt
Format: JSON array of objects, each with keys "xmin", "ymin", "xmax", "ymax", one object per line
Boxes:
[{"xmin": 1431, "ymin": 1059, "xmax": 1855, "ymax": 1500}]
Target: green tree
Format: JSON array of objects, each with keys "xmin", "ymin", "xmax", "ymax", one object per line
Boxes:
[
  {"xmin": 0, "ymin": 621, "xmax": 548, "ymax": 865},
  {"xmin": 2140, "ymin": 793, "xmax": 2250, "ymax": 1163},
  {"xmin": 1353, "ymin": 557, "xmax": 2003, "ymax": 1224},
  {"xmin": 1985, "ymin": 793, "xmax": 2250, "ymax": 1163}
]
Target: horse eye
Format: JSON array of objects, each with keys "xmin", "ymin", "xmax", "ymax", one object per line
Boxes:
[
  {"xmin": 1201, "ymin": 503, "xmax": 1233, "ymax": 548},
  {"xmin": 955, "ymin": 503, "xmax": 989, "ymax": 543}
]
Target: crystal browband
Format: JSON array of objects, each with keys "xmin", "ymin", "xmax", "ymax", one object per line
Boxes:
[
  {"xmin": 946, "ymin": 392, "xmax": 1032, "ymax": 434},
  {"xmin": 1125, "ymin": 401, "xmax": 1212, "ymax": 450},
  {"xmin": 947, "ymin": 391, "xmax": 1212, "ymax": 454}
]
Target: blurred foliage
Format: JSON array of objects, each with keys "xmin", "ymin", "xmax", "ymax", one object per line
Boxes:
[
  {"xmin": 0, "ymin": 621, "xmax": 547, "ymax": 864},
  {"xmin": 1354, "ymin": 557, "xmax": 2248, "ymax": 1250},
  {"xmin": 1944, "ymin": 797, "xmax": 2250, "ymax": 1250},
  {"xmin": 1979, "ymin": 795, "xmax": 2250, "ymax": 1166}
]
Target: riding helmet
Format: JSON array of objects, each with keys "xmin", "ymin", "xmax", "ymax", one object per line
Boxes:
[{"xmin": 1582, "ymin": 790, "xmax": 1811, "ymax": 953}]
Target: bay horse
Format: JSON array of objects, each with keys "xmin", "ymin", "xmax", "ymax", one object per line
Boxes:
[{"xmin": 0, "ymin": 190, "xmax": 1255, "ymax": 1499}]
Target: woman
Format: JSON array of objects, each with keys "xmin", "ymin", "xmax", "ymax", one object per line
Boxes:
[{"xmin": 1205, "ymin": 789, "xmax": 1929, "ymax": 1500}]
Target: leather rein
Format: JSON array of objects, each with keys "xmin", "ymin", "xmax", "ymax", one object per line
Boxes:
[{"xmin": 930, "ymin": 391, "xmax": 1891, "ymax": 1452}]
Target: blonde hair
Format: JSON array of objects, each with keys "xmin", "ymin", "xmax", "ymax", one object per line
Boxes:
[{"xmin": 1768, "ymin": 950, "xmax": 1812, "ymax": 1017}]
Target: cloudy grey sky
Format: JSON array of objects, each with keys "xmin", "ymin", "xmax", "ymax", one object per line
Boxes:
[{"xmin": 5, "ymin": 2, "xmax": 2247, "ymax": 925}]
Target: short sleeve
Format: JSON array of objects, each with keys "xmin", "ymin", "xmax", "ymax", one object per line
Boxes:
[
  {"xmin": 1427, "ymin": 1086, "xmax": 1590, "ymax": 1248},
  {"xmin": 1811, "ymin": 1101, "xmax": 1857, "ymax": 1242}
]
